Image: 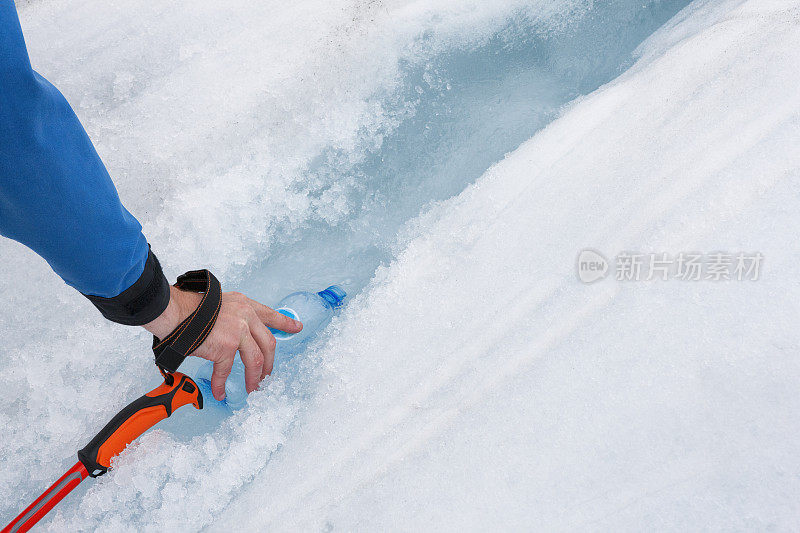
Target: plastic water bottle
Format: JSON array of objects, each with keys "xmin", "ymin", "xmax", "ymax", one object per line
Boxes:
[
  {"xmin": 193, "ymin": 285, "xmax": 346, "ymax": 412},
  {"xmin": 267, "ymin": 285, "xmax": 347, "ymax": 355},
  {"xmin": 192, "ymin": 354, "xmax": 248, "ymax": 412}
]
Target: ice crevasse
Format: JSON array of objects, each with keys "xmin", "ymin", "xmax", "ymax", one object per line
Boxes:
[
  {"xmin": 216, "ymin": 1, "xmax": 800, "ymax": 530},
  {"xmin": 0, "ymin": 0, "xmax": 798, "ymax": 530}
]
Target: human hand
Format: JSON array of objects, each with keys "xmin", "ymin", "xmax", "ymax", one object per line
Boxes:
[{"xmin": 143, "ymin": 286, "xmax": 302, "ymax": 400}]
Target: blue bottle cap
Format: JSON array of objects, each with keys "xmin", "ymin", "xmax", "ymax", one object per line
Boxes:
[
  {"xmin": 269, "ymin": 308, "xmax": 299, "ymax": 339},
  {"xmin": 317, "ymin": 285, "xmax": 347, "ymax": 308}
]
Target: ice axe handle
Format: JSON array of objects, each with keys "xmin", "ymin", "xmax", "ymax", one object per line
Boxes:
[{"xmin": 77, "ymin": 372, "xmax": 203, "ymax": 476}]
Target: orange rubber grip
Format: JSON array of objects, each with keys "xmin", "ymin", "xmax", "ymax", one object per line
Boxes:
[{"xmin": 78, "ymin": 372, "xmax": 202, "ymax": 476}]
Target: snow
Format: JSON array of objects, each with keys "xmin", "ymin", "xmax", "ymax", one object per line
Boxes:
[{"xmin": 2, "ymin": 0, "xmax": 799, "ymax": 530}]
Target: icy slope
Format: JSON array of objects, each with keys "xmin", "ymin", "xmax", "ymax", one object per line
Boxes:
[
  {"xmin": 1, "ymin": 0, "xmax": 798, "ymax": 530},
  {"xmin": 1, "ymin": 0, "xmax": 691, "ymax": 527},
  {"xmin": 209, "ymin": 0, "xmax": 799, "ymax": 530}
]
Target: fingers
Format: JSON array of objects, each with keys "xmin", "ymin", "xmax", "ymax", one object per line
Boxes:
[
  {"xmin": 210, "ymin": 355, "xmax": 234, "ymax": 401},
  {"xmin": 238, "ymin": 330, "xmax": 265, "ymax": 393},
  {"xmin": 248, "ymin": 316, "xmax": 276, "ymax": 381},
  {"xmin": 248, "ymin": 298, "xmax": 303, "ymax": 334},
  {"xmin": 196, "ymin": 292, "xmax": 301, "ymax": 402}
]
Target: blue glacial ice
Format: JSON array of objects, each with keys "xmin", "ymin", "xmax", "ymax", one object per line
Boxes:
[{"xmin": 2, "ymin": 0, "xmax": 799, "ymax": 530}]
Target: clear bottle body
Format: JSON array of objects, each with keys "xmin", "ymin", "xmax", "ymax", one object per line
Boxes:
[
  {"xmin": 192, "ymin": 285, "xmax": 345, "ymax": 412},
  {"xmin": 193, "ymin": 355, "xmax": 247, "ymax": 412}
]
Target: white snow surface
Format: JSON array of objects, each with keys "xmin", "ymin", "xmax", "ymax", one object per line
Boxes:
[{"xmin": 1, "ymin": 0, "xmax": 799, "ymax": 530}]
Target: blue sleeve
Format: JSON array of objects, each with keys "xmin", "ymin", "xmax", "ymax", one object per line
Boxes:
[{"xmin": 0, "ymin": 2, "xmax": 169, "ymax": 324}]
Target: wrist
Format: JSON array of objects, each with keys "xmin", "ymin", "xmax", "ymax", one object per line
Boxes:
[{"xmin": 142, "ymin": 285, "xmax": 202, "ymax": 339}]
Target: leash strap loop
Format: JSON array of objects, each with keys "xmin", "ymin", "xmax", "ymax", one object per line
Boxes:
[{"xmin": 152, "ymin": 269, "xmax": 221, "ymax": 373}]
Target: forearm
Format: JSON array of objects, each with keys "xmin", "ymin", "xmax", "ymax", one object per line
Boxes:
[{"xmin": 0, "ymin": 3, "xmax": 169, "ymax": 324}]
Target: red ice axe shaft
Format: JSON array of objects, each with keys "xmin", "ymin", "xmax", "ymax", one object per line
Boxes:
[
  {"xmin": 3, "ymin": 372, "xmax": 202, "ymax": 533},
  {"xmin": 2, "ymin": 461, "xmax": 89, "ymax": 533}
]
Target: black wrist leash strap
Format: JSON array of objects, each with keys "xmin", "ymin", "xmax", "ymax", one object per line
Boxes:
[{"xmin": 152, "ymin": 269, "xmax": 222, "ymax": 374}]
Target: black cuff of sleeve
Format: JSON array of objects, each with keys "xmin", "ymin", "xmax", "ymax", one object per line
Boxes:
[{"xmin": 83, "ymin": 248, "xmax": 171, "ymax": 326}]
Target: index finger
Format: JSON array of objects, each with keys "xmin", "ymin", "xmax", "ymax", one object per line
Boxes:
[{"xmin": 248, "ymin": 298, "xmax": 303, "ymax": 334}]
